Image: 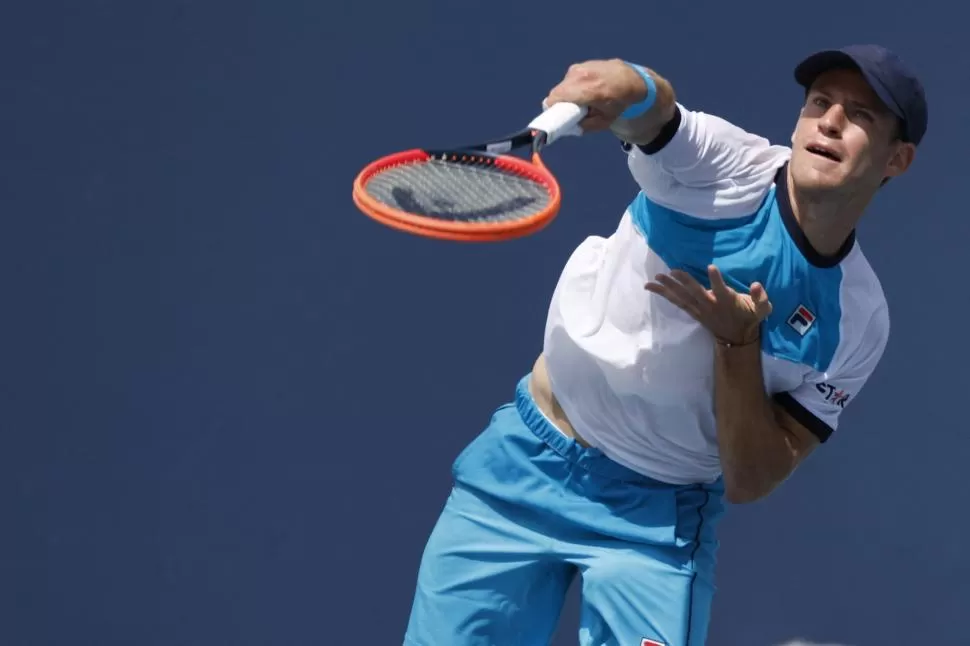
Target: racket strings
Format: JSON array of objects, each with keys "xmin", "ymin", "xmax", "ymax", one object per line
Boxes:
[{"xmin": 364, "ymin": 158, "xmax": 551, "ymax": 223}]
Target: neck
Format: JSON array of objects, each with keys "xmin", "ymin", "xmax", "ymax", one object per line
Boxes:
[{"xmin": 785, "ymin": 165, "xmax": 867, "ymax": 258}]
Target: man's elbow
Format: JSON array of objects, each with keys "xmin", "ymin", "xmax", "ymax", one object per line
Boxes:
[
  {"xmin": 721, "ymin": 428, "xmax": 805, "ymax": 504},
  {"xmin": 723, "ymin": 470, "xmax": 786, "ymax": 504},
  {"xmin": 724, "ymin": 482, "xmax": 771, "ymax": 504}
]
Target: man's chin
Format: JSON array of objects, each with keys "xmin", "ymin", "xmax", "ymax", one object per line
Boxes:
[{"xmin": 791, "ymin": 163, "xmax": 845, "ymax": 193}]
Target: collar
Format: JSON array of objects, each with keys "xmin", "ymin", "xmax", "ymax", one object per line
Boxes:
[{"xmin": 775, "ymin": 163, "xmax": 856, "ymax": 268}]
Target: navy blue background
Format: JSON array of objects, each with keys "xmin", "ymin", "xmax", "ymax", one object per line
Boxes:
[{"xmin": 2, "ymin": 1, "xmax": 965, "ymax": 645}]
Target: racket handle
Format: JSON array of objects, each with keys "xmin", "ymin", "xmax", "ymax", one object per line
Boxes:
[{"xmin": 528, "ymin": 102, "xmax": 588, "ymax": 146}]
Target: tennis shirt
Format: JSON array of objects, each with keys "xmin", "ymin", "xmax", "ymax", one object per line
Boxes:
[{"xmin": 542, "ymin": 103, "xmax": 890, "ymax": 485}]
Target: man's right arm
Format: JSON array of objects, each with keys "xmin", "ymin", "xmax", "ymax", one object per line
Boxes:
[
  {"xmin": 618, "ymin": 73, "xmax": 791, "ymax": 218},
  {"xmin": 544, "ymin": 59, "xmax": 791, "ymax": 218}
]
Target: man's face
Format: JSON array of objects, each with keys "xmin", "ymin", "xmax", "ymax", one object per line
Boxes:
[{"xmin": 789, "ymin": 67, "xmax": 914, "ymax": 196}]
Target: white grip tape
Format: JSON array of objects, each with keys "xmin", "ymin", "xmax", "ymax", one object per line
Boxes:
[{"xmin": 528, "ymin": 102, "xmax": 588, "ymax": 145}]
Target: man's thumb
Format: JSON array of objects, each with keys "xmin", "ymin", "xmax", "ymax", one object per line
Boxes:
[{"xmin": 751, "ymin": 283, "xmax": 772, "ymax": 318}]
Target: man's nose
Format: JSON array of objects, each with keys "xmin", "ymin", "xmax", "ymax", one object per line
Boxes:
[{"xmin": 818, "ymin": 104, "xmax": 846, "ymax": 137}]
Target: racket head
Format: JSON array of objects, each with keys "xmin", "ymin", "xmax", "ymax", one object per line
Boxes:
[{"xmin": 351, "ymin": 147, "xmax": 563, "ymax": 242}]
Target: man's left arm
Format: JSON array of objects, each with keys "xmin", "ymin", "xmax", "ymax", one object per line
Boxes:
[
  {"xmin": 714, "ymin": 306, "xmax": 890, "ymax": 504},
  {"xmin": 713, "ymin": 340, "xmax": 819, "ymax": 504},
  {"xmin": 644, "ymin": 265, "xmax": 890, "ymax": 504}
]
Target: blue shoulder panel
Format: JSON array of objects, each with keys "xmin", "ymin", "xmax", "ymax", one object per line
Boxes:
[{"xmin": 629, "ymin": 186, "xmax": 844, "ymax": 373}]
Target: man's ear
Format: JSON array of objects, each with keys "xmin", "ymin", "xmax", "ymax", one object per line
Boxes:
[{"xmin": 886, "ymin": 141, "xmax": 916, "ymax": 179}]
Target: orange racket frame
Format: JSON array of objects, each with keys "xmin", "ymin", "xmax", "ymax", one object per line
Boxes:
[{"xmin": 351, "ymin": 102, "xmax": 587, "ymax": 243}]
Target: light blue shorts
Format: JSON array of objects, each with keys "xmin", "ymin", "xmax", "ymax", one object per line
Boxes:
[{"xmin": 404, "ymin": 376, "xmax": 725, "ymax": 646}]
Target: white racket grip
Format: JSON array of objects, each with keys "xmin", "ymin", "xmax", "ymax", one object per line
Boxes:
[{"xmin": 528, "ymin": 102, "xmax": 588, "ymax": 146}]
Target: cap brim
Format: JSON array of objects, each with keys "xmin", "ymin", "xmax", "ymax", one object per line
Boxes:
[{"xmin": 793, "ymin": 49, "xmax": 904, "ymax": 122}]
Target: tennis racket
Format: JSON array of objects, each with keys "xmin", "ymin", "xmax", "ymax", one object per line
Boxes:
[{"xmin": 351, "ymin": 102, "xmax": 588, "ymax": 242}]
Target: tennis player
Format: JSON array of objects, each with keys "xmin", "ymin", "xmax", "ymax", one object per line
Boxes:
[{"xmin": 403, "ymin": 44, "xmax": 927, "ymax": 646}]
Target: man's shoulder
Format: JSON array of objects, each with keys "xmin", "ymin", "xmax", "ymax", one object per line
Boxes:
[
  {"xmin": 627, "ymin": 103, "xmax": 790, "ymax": 160},
  {"xmin": 840, "ymin": 243, "xmax": 889, "ymax": 319},
  {"xmin": 625, "ymin": 123, "xmax": 792, "ymax": 221},
  {"xmin": 831, "ymin": 244, "xmax": 891, "ymax": 366}
]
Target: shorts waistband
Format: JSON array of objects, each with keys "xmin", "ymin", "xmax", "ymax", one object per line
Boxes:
[{"xmin": 514, "ymin": 375, "xmax": 671, "ymax": 485}]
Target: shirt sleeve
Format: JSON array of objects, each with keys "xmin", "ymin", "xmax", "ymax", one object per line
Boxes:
[
  {"xmin": 623, "ymin": 103, "xmax": 792, "ymax": 220},
  {"xmin": 773, "ymin": 303, "xmax": 890, "ymax": 443}
]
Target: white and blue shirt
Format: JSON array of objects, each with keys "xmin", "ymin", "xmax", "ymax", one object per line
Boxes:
[{"xmin": 542, "ymin": 103, "xmax": 890, "ymax": 485}]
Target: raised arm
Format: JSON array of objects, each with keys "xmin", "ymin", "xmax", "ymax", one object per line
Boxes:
[{"xmin": 544, "ymin": 58, "xmax": 791, "ymax": 219}]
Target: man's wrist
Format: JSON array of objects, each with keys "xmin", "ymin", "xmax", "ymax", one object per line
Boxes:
[
  {"xmin": 609, "ymin": 63, "xmax": 676, "ymax": 147},
  {"xmin": 618, "ymin": 62, "xmax": 657, "ymax": 119},
  {"xmin": 715, "ymin": 326, "xmax": 762, "ymax": 348}
]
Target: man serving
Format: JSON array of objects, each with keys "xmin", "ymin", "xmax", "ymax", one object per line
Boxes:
[{"xmin": 404, "ymin": 44, "xmax": 927, "ymax": 646}]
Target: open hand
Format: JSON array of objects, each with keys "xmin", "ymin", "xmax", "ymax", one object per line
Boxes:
[{"xmin": 645, "ymin": 265, "xmax": 772, "ymax": 345}]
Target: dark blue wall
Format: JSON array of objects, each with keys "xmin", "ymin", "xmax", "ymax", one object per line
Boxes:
[{"xmin": 2, "ymin": 1, "xmax": 964, "ymax": 645}]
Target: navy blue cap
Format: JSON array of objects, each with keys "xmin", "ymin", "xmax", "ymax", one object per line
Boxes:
[{"xmin": 794, "ymin": 44, "xmax": 928, "ymax": 146}]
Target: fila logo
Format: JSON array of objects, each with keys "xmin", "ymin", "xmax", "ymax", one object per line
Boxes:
[
  {"xmin": 641, "ymin": 640, "xmax": 666, "ymax": 646},
  {"xmin": 787, "ymin": 304, "xmax": 816, "ymax": 336}
]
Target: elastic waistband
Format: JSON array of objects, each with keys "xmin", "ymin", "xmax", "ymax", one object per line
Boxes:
[{"xmin": 514, "ymin": 375, "xmax": 670, "ymax": 485}]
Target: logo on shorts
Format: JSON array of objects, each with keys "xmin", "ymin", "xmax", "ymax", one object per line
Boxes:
[
  {"xmin": 787, "ymin": 304, "xmax": 816, "ymax": 336},
  {"xmin": 641, "ymin": 639, "xmax": 666, "ymax": 646}
]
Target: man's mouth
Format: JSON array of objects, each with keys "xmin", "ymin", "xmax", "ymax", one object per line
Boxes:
[{"xmin": 805, "ymin": 144, "xmax": 842, "ymax": 162}]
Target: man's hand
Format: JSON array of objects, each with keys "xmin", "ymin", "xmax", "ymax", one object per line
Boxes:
[
  {"xmin": 544, "ymin": 59, "xmax": 646, "ymax": 131},
  {"xmin": 543, "ymin": 59, "xmax": 676, "ymax": 144},
  {"xmin": 645, "ymin": 265, "xmax": 772, "ymax": 345}
]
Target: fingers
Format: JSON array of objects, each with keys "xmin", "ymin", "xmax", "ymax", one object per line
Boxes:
[
  {"xmin": 579, "ymin": 108, "xmax": 614, "ymax": 132},
  {"xmin": 670, "ymin": 270, "xmax": 715, "ymax": 304},
  {"xmin": 644, "ymin": 270, "xmax": 713, "ymax": 319},
  {"xmin": 544, "ymin": 94, "xmax": 611, "ymax": 132},
  {"xmin": 712, "ymin": 265, "xmax": 773, "ymax": 318},
  {"xmin": 647, "ymin": 265, "xmax": 774, "ymax": 345},
  {"xmin": 542, "ymin": 60, "xmax": 633, "ymax": 131},
  {"xmin": 645, "ymin": 275, "xmax": 699, "ymax": 317},
  {"xmin": 647, "ymin": 266, "xmax": 773, "ymax": 314},
  {"xmin": 750, "ymin": 282, "xmax": 773, "ymax": 318},
  {"xmin": 708, "ymin": 265, "xmax": 732, "ymax": 300},
  {"xmin": 543, "ymin": 74, "xmax": 596, "ymax": 112}
]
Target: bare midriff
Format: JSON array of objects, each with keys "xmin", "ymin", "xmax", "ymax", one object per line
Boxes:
[{"xmin": 527, "ymin": 353, "xmax": 592, "ymax": 448}]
